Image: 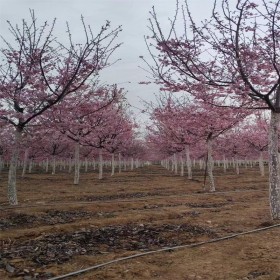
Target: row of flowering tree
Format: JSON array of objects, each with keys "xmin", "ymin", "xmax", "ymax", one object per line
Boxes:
[
  {"xmin": 145, "ymin": 94, "xmax": 250, "ymax": 191},
  {"xmin": 142, "ymin": 0, "xmax": 280, "ymax": 219},
  {"xmin": 0, "ymin": 105, "xmax": 143, "ymax": 197},
  {"xmin": 44, "ymin": 84, "xmax": 130, "ymax": 183},
  {"xmin": 0, "ymin": 11, "xmax": 124, "ymax": 205},
  {"xmin": 146, "ymin": 98, "xmax": 270, "ymax": 188}
]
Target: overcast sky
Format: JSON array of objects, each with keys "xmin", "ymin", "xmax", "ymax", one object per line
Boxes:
[{"xmin": 0, "ymin": 0, "xmax": 211, "ymax": 126}]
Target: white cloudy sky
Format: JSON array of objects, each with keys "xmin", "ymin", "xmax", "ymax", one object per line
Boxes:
[{"xmin": 0, "ymin": 0, "xmax": 211, "ymax": 125}]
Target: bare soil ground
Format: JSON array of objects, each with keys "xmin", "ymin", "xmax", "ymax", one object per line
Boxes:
[{"xmin": 0, "ymin": 164, "xmax": 279, "ymax": 280}]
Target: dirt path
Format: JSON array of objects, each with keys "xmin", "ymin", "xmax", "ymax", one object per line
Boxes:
[{"xmin": 0, "ymin": 164, "xmax": 279, "ymax": 279}]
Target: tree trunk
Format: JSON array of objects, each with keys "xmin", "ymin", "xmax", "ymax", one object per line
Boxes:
[
  {"xmin": 166, "ymin": 158, "xmax": 170, "ymax": 170},
  {"xmin": 118, "ymin": 152, "xmax": 122, "ymax": 173},
  {"xmin": 111, "ymin": 153, "xmax": 115, "ymax": 176},
  {"xmin": 28, "ymin": 159, "xmax": 33, "ymax": 173},
  {"xmin": 173, "ymin": 154, "xmax": 178, "ymax": 174},
  {"xmin": 259, "ymin": 151, "xmax": 265, "ymax": 177},
  {"xmin": 21, "ymin": 149, "xmax": 29, "ymax": 177},
  {"xmin": 59, "ymin": 161, "xmax": 63, "ymax": 171},
  {"xmin": 244, "ymin": 159, "xmax": 248, "ymax": 169},
  {"xmin": 223, "ymin": 155, "xmax": 227, "ymax": 173},
  {"xmin": 199, "ymin": 160, "xmax": 203, "ymax": 170},
  {"xmin": 207, "ymin": 137, "xmax": 215, "ymax": 192},
  {"xmin": 68, "ymin": 159, "xmax": 72, "ymax": 173},
  {"xmin": 268, "ymin": 110, "xmax": 280, "ymax": 219},
  {"xmin": 171, "ymin": 158, "xmax": 174, "ymax": 172},
  {"xmin": 98, "ymin": 149, "xmax": 103, "ymax": 179},
  {"xmin": 231, "ymin": 158, "xmax": 234, "ymax": 168},
  {"xmin": 130, "ymin": 157, "xmax": 134, "ymax": 170},
  {"xmin": 186, "ymin": 145, "xmax": 192, "ymax": 179},
  {"xmin": 52, "ymin": 156, "xmax": 56, "ymax": 175},
  {"xmin": 8, "ymin": 127, "xmax": 22, "ymax": 205},
  {"xmin": 124, "ymin": 159, "xmax": 127, "ymax": 171},
  {"xmin": 45, "ymin": 158, "xmax": 49, "ymax": 173},
  {"xmin": 74, "ymin": 142, "xmax": 80, "ymax": 185},
  {"xmin": 235, "ymin": 158, "xmax": 240, "ymax": 175},
  {"xmin": 180, "ymin": 155, "xmax": 184, "ymax": 176},
  {"xmin": 85, "ymin": 158, "xmax": 88, "ymax": 172}
]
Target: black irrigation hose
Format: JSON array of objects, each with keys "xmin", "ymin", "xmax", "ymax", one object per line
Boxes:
[
  {"xmin": 0, "ymin": 188, "xmax": 267, "ymax": 211},
  {"xmin": 48, "ymin": 223, "xmax": 280, "ymax": 280}
]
